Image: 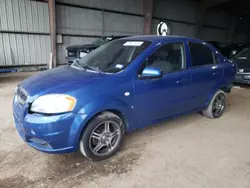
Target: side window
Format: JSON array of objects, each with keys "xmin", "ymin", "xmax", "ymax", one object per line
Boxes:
[
  {"xmin": 189, "ymin": 42, "xmax": 215, "ymax": 67},
  {"xmin": 140, "ymin": 43, "xmax": 185, "ymax": 74}
]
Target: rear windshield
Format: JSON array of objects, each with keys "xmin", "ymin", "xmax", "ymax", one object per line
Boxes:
[{"xmin": 77, "ymin": 40, "xmax": 151, "ymax": 73}]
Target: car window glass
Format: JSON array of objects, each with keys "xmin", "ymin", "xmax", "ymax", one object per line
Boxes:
[
  {"xmin": 235, "ymin": 48, "xmax": 250, "ymax": 59},
  {"xmin": 141, "ymin": 43, "xmax": 185, "ymax": 74},
  {"xmin": 189, "ymin": 42, "xmax": 215, "ymax": 67},
  {"xmin": 76, "ymin": 40, "xmax": 151, "ymax": 73}
]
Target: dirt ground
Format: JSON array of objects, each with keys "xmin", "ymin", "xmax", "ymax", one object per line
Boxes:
[{"xmin": 0, "ymin": 72, "xmax": 250, "ymax": 188}]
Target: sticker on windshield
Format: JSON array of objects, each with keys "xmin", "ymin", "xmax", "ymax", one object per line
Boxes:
[
  {"xmin": 123, "ymin": 41, "xmax": 144, "ymax": 46},
  {"xmin": 115, "ymin": 64, "xmax": 124, "ymax": 69}
]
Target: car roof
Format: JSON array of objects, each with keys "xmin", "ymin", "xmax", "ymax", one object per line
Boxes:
[
  {"xmin": 121, "ymin": 35, "xmax": 203, "ymax": 43},
  {"xmin": 104, "ymin": 36, "xmax": 129, "ymax": 39}
]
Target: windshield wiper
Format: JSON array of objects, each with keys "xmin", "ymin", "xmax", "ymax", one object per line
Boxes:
[
  {"xmin": 73, "ymin": 60, "xmax": 103, "ymax": 73},
  {"xmin": 71, "ymin": 60, "xmax": 85, "ymax": 70},
  {"xmin": 82, "ymin": 63, "xmax": 103, "ymax": 72}
]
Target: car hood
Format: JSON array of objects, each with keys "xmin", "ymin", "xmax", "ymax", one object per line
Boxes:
[
  {"xmin": 20, "ymin": 66, "xmax": 107, "ymax": 97},
  {"xmin": 66, "ymin": 44, "xmax": 99, "ymax": 51}
]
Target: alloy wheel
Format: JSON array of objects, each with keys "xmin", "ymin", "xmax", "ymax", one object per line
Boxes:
[
  {"xmin": 89, "ymin": 121, "xmax": 121, "ymax": 156},
  {"xmin": 212, "ymin": 93, "xmax": 226, "ymax": 117}
]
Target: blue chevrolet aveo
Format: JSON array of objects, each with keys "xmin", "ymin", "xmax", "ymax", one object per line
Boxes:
[{"xmin": 13, "ymin": 36, "xmax": 236, "ymax": 160}]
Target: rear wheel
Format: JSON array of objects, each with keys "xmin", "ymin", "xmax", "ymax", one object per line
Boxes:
[
  {"xmin": 202, "ymin": 90, "xmax": 227, "ymax": 118},
  {"xmin": 79, "ymin": 112, "xmax": 125, "ymax": 161}
]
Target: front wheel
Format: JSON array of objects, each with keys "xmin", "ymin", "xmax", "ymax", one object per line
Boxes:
[
  {"xmin": 202, "ymin": 90, "xmax": 227, "ymax": 119},
  {"xmin": 79, "ymin": 112, "xmax": 125, "ymax": 161}
]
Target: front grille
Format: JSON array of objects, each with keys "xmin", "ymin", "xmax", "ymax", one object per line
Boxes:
[
  {"xmin": 235, "ymin": 74, "xmax": 243, "ymax": 80},
  {"xmin": 16, "ymin": 88, "xmax": 28, "ymax": 105},
  {"xmin": 29, "ymin": 138, "xmax": 48, "ymax": 145},
  {"xmin": 67, "ymin": 51, "xmax": 79, "ymax": 58},
  {"xmin": 244, "ymin": 69, "xmax": 250, "ymax": 73}
]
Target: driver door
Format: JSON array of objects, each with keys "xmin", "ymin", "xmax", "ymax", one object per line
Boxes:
[{"xmin": 134, "ymin": 42, "xmax": 192, "ymax": 126}]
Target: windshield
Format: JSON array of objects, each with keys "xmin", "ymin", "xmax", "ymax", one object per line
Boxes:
[{"xmin": 76, "ymin": 40, "xmax": 151, "ymax": 73}]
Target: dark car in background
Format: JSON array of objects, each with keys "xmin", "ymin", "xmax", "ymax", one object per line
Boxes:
[
  {"xmin": 66, "ymin": 36, "xmax": 128, "ymax": 64},
  {"xmin": 220, "ymin": 44, "xmax": 248, "ymax": 58},
  {"xmin": 208, "ymin": 41, "xmax": 249, "ymax": 58},
  {"xmin": 231, "ymin": 47, "xmax": 250, "ymax": 84}
]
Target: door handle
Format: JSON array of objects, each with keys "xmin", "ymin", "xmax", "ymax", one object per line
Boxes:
[{"xmin": 176, "ymin": 78, "xmax": 188, "ymax": 85}]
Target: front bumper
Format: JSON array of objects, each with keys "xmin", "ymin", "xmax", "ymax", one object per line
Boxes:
[
  {"xmin": 234, "ymin": 73, "xmax": 250, "ymax": 84},
  {"xmin": 13, "ymin": 103, "xmax": 88, "ymax": 154}
]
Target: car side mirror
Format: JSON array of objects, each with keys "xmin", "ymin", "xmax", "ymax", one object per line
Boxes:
[{"xmin": 139, "ymin": 67, "xmax": 163, "ymax": 79}]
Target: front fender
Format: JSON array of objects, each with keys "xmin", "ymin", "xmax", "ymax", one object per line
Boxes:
[{"xmin": 76, "ymin": 96, "xmax": 136, "ymax": 140}]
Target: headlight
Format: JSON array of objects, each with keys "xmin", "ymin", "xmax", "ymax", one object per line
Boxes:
[{"xmin": 31, "ymin": 94, "xmax": 76, "ymax": 114}]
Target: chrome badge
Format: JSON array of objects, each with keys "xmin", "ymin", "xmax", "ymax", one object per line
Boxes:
[{"xmin": 239, "ymin": 69, "xmax": 244, "ymax": 73}]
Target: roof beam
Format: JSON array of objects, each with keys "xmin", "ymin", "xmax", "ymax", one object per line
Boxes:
[{"xmin": 200, "ymin": 0, "xmax": 230, "ymax": 8}]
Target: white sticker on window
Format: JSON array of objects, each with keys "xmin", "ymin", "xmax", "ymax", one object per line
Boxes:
[
  {"xmin": 115, "ymin": 64, "xmax": 124, "ymax": 69},
  {"xmin": 123, "ymin": 41, "xmax": 143, "ymax": 46}
]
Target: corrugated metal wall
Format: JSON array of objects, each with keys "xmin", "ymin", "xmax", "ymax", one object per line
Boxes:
[
  {"xmin": 56, "ymin": 4, "xmax": 144, "ymax": 36},
  {"xmin": 103, "ymin": 12, "xmax": 143, "ymax": 35},
  {"xmin": 0, "ymin": 0, "xmax": 249, "ymax": 67},
  {"xmin": 56, "ymin": 5, "xmax": 103, "ymax": 36},
  {"xmin": 0, "ymin": 33, "xmax": 50, "ymax": 66},
  {"xmin": 56, "ymin": 1, "xmax": 144, "ymax": 64},
  {"xmin": 153, "ymin": 0, "xmax": 248, "ymax": 43},
  {"xmin": 0, "ymin": 0, "xmax": 50, "ymax": 66},
  {"xmin": 0, "ymin": 0, "xmax": 144, "ymax": 66},
  {"xmin": 154, "ymin": 0, "xmax": 197, "ymax": 24},
  {"xmin": 56, "ymin": 0, "xmax": 144, "ymax": 15}
]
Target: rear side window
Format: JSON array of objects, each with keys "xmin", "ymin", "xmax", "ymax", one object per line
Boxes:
[{"xmin": 189, "ymin": 42, "xmax": 215, "ymax": 67}]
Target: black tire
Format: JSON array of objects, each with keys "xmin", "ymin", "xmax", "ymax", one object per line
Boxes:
[
  {"xmin": 202, "ymin": 90, "xmax": 227, "ymax": 119},
  {"xmin": 79, "ymin": 112, "xmax": 125, "ymax": 161}
]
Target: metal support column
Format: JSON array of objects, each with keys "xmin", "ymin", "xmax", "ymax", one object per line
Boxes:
[
  {"xmin": 227, "ymin": 15, "xmax": 238, "ymax": 44},
  {"xmin": 101, "ymin": 10, "xmax": 105, "ymax": 36},
  {"xmin": 195, "ymin": 7, "xmax": 206, "ymax": 38},
  {"xmin": 48, "ymin": 0, "xmax": 57, "ymax": 68},
  {"xmin": 143, "ymin": 0, "xmax": 153, "ymax": 35}
]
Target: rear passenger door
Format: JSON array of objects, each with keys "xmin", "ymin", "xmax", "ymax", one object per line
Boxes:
[{"xmin": 188, "ymin": 42, "xmax": 223, "ymax": 109}]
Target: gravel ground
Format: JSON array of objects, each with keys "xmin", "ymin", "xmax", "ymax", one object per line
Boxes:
[{"xmin": 0, "ymin": 72, "xmax": 250, "ymax": 188}]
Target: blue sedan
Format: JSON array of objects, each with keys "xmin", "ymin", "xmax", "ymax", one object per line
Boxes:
[{"xmin": 13, "ymin": 36, "xmax": 236, "ymax": 160}]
